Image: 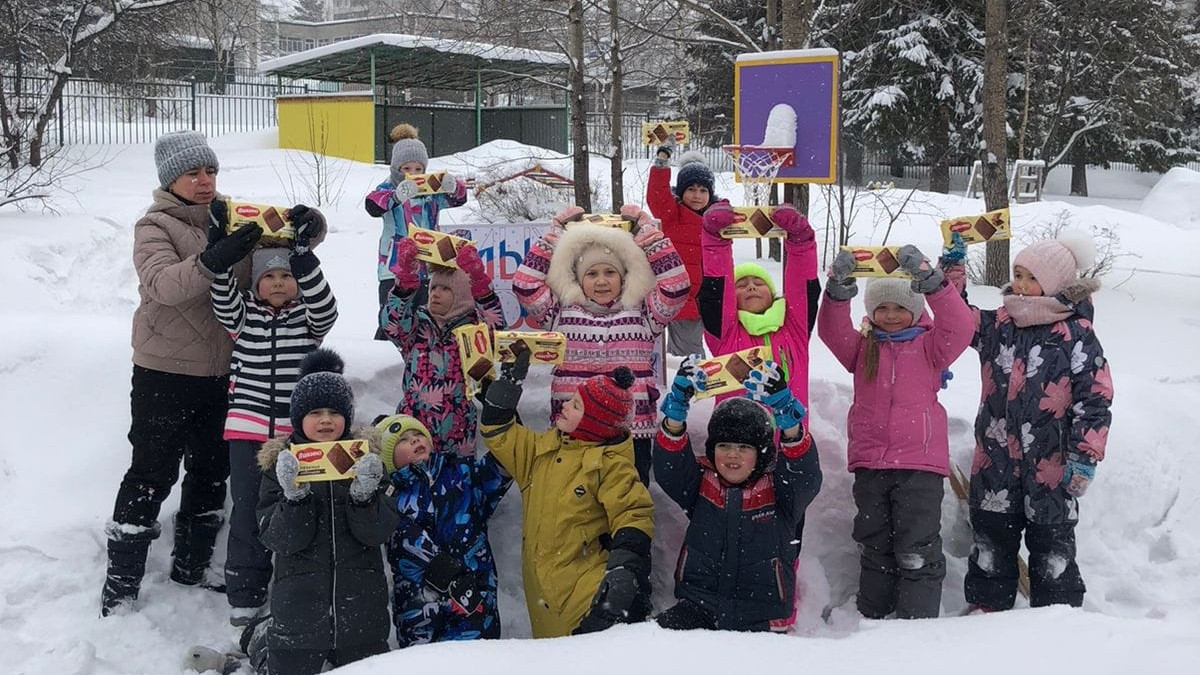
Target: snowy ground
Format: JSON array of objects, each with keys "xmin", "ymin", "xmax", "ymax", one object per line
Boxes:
[{"xmin": 1, "ymin": 131, "xmax": 1198, "ymax": 674}]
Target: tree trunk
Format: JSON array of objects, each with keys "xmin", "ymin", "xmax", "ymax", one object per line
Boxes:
[
  {"xmin": 982, "ymin": 0, "xmax": 1011, "ymax": 287},
  {"xmin": 1070, "ymin": 143, "xmax": 1088, "ymax": 196},
  {"xmin": 608, "ymin": 0, "xmax": 624, "ymax": 211},
  {"xmin": 929, "ymin": 105, "xmax": 951, "ymax": 194},
  {"xmin": 844, "ymin": 139, "xmax": 864, "ymax": 186},
  {"xmin": 568, "ymin": 0, "xmax": 591, "ymax": 210}
]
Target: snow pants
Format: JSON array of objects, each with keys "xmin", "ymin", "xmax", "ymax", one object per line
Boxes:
[
  {"xmin": 226, "ymin": 439, "xmax": 272, "ymax": 609},
  {"xmin": 266, "ymin": 642, "xmax": 388, "ymax": 675},
  {"xmin": 852, "ymin": 468, "xmax": 946, "ymax": 619},
  {"xmin": 965, "ymin": 509, "xmax": 1085, "ymax": 610}
]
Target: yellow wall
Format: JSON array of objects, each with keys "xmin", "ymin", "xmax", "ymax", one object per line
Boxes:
[{"xmin": 277, "ymin": 94, "xmax": 374, "ymax": 163}]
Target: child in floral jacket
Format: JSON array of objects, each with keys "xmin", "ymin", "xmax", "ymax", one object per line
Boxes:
[
  {"xmin": 944, "ymin": 231, "xmax": 1113, "ymax": 611},
  {"xmin": 374, "ymin": 414, "xmax": 512, "ymax": 647},
  {"xmin": 382, "ymin": 239, "xmax": 506, "ymax": 457},
  {"xmin": 365, "ymin": 123, "xmax": 468, "ymax": 337}
]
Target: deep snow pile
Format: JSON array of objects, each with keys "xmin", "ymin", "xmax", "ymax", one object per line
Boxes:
[
  {"xmin": 1138, "ymin": 167, "xmax": 1200, "ymax": 230},
  {"xmin": 1, "ymin": 133, "xmax": 1198, "ymax": 675}
]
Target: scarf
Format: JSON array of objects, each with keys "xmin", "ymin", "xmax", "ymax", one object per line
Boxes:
[
  {"xmin": 861, "ymin": 321, "xmax": 953, "ymax": 389},
  {"xmin": 738, "ymin": 297, "xmax": 786, "ymax": 336},
  {"xmin": 1002, "ymin": 293, "xmax": 1074, "ymax": 328}
]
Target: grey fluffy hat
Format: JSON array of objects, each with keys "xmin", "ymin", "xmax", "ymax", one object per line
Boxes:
[
  {"xmin": 290, "ymin": 348, "xmax": 355, "ymax": 436},
  {"xmin": 154, "ymin": 130, "xmax": 219, "ymax": 189},
  {"xmin": 252, "ymin": 248, "xmax": 292, "ymax": 288},
  {"xmin": 864, "ymin": 278, "xmax": 925, "ymax": 320}
]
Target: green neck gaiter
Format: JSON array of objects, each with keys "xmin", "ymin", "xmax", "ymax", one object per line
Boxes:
[{"xmin": 738, "ymin": 297, "xmax": 786, "ymax": 336}]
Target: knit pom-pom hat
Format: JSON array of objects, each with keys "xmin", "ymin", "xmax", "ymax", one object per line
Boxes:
[
  {"xmin": 674, "ymin": 150, "xmax": 715, "ymax": 202},
  {"xmin": 389, "ymin": 123, "xmax": 429, "ymax": 185},
  {"xmin": 1013, "ymin": 230, "xmax": 1097, "ymax": 297},
  {"xmin": 569, "ymin": 366, "xmax": 635, "ymax": 443},
  {"xmin": 375, "ymin": 414, "xmax": 432, "ymax": 474},
  {"xmin": 289, "ymin": 348, "xmax": 355, "ymax": 436}
]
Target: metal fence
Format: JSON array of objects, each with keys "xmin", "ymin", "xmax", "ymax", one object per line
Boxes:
[{"xmin": 3, "ymin": 74, "xmax": 320, "ymax": 146}]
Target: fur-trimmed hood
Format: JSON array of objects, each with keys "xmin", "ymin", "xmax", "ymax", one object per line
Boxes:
[
  {"xmin": 257, "ymin": 424, "xmax": 384, "ymax": 470},
  {"xmin": 545, "ymin": 224, "xmax": 655, "ymax": 310}
]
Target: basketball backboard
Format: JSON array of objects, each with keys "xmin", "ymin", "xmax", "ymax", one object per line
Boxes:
[{"xmin": 733, "ymin": 49, "xmax": 840, "ymax": 184}]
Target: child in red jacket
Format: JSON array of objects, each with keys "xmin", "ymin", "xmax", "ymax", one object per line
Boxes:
[
  {"xmin": 646, "ymin": 137, "xmax": 712, "ymax": 356},
  {"xmin": 818, "ymin": 246, "xmax": 972, "ymax": 619}
]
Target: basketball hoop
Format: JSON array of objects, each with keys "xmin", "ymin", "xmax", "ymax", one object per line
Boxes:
[{"xmin": 721, "ymin": 145, "xmax": 795, "ymax": 207}]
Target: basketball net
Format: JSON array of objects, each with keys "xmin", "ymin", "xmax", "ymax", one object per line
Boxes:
[{"xmin": 721, "ymin": 145, "xmax": 795, "ymax": 207}]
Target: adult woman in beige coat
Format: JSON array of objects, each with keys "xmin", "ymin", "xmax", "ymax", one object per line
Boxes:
[{"xmin": 100, "ymin": 131, "xmax": 327, "ymax": 616}]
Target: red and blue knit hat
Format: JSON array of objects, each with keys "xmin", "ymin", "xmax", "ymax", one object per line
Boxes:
[{"xmin": 569, "ymin": 366, "xmax": 635, "ymax": 443}]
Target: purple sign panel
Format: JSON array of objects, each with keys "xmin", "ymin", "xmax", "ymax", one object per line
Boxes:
[{"xmin": 734, "ymin": 51, "xmax": 839, "ymax": 183}]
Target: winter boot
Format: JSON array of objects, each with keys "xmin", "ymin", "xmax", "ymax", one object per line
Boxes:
[
  {"xmin": 100, "ymin": 520, "xmax": 161, "ymax": 617},
  {"xmin": 169, "ymin": 511, "xmax": 225, "ymax": 589},
  {"xmin": 240, "ymin": 614, "xmax": 272, "ymax": 673}
]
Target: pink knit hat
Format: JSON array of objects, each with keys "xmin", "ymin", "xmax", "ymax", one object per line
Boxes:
[{"xmin": 1012, "ymin": 231, "xmax": 1097, "ymax": 296}]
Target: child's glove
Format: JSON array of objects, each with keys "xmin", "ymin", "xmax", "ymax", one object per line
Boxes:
[
  {"xmin": 425, "ymin": 552, "xmax": 484, "ymax": 616},
  {"xmin": 288, "ymin": 204, "xmax": 325, "ymax": 255},
  {"xmin": 393, "ymin": 179, "xmax": 420, "ymax": 204},
  {"xmin": 1063, "ymin": 453, "xmax": 1096, "ymax": 497},
  {"xmin": 486, "ymin": 341, "xmax": 531, "ymax": 411},
  {"xmin": 825, "ymin": 249, "xmax": 859, "ymax": 301},
  {"xmin": 275, "ymin": 451, "xmax": 311, "ymax": 502},
  {"xmin": 200, "ymin": 222, "xmax": 261, "ymax": 275},
  {"xmin": 620, "ymin": 203, "xmax": 659, "ymax": 238},
  {"xmin": 654, "ymin": 135, "xmax": 676, "ymax": 168},
  {"xmin": 940, "ymin": 232, "xmax": 968, "ymax": 266},
  {"xmin": 550, "ymin": 205, "xmax": 585, "ymax": 230},
  {"xmin": 456, "ymin": 243, "xmax": 492, "ymax": 298},
  {"xmin": 660, "ymin": 355, "xmax": 705, "ymax": 425},
  {"xmin": 773, "ymin": 204, "xmax": 815, "ymax": 244},
  {"xmin": 744, "ymin": 362, "xmax": 807, "ymax": 431},
  {"xmin": 701, "ymin": 200, "xmax": 736, "ymax": 236},
  {"xmin": 441, "ymin": 172, "xmax": 461, "ymax": 195},
  {"xmin": 348, "ymin": 454, "xmax": 384, "ymax": 503},
  {"xmin": 388, "ymin": 238, "xmax": 421, "ymax": 290},
  {"xmin": 897, "ymin": 245, "xmax": 945, "ymax": 294}
]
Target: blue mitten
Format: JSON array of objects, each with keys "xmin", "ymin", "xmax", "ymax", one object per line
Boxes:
[
  {"xmin": 940, "ymin": 232, "xmax": 968, "ymax": 267},
  {"xmin": 1063, "ymin": 454, "xmax": 1096, "ymax": 497},
  {"xmin": 660, "ymin": 355, "xmax": 704, "ymax": 425},
  {"xmin": 744, "ymin": 362, "xmax": 806, "ymax": 431}
]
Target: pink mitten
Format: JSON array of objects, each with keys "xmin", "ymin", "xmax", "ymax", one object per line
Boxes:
[
  {"xmin": 773, "ymin": 204, "xmax": 814, "ymax": 243},
  {"xmin": 702, "ymin": 200, "xmax": 736, "ymax": 236},
  {"xmin": 456, "ymin": 244, "xmax": 492, "ymax": 297},
  {"xmin": 389, "ymin": 238, "xmax": 421, "ymax": 290},
  {"xmin": 550, "ymin": 205, "xmax": 585, "ymax": 229},
  {"xmin": 619, "ymin": 204, "xmax": 657, "ymax": 234},
  {"xmin": 633, "ymin": 226, "xmax": 664, "ymax": 249}
]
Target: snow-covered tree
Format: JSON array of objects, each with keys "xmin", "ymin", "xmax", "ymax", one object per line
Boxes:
[{"xmin": 291, "ymin": 0, "xmax": 323, "ymax": 22}]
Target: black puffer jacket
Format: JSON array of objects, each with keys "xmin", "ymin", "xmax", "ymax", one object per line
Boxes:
[{"xmin": 256, "ymin": 426, "xmax": 399, "ymax": 651}]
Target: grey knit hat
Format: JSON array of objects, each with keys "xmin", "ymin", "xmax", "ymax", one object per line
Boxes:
[
  {"xmin": 252, "ymin": 247, "xmax": 292, "ymax": 288},
  {"xmin": 290, "ymin": 348, "xmax": 355, "ymax": 436},
  {"xmin": 154, "ymin": 130, "xmax": 219, "ymax": 189},
  {"xmin": 864, "ymin": 278, "xmax": 925, "ymax": 320},
  {"xmin": 389, "ymin": 138, "xmax": 429, "ymax": 185}
]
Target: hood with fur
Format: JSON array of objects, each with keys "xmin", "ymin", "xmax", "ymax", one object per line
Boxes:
[
  {"xmin": 257, "ymin": 424, "xmax": 383, "ymax": 471},
  {"xmin": 545, "ymin": 224, "xmax": 654, "ymax": 309}
]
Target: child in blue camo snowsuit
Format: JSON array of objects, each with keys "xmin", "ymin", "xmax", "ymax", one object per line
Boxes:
[
  {"xmin": 944, "ymin": 231, "xmax": 1113, "ymax": 611},
  {"xmin": 375, "ymin": 414, "xmax": 512, "ymax": 646}
]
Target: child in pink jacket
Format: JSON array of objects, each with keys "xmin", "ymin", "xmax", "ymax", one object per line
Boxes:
[
  {"xmin": 698, "ymin": 201, "xmax": 821, "ymax": 409},
  {"xmin": 512, "ymin": 205, "xmax": 690, "ymax": 484},
  {"xmin": 817, "ymin": 246, "xmax": 973, "ymax": 619}
]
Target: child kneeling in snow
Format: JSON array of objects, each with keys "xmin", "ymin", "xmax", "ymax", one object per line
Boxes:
[
  {"xmin": 653, "ymin": 358, "xmax": 822, "ymax": 632},
  {"xmin": 365, "ymin": 122, "xmax": 468, "ymax": 337},
  {"xmin": 645, "ymin": 136, "xmax": 715, "ymax": 357},
  {"xmin": 374, "ymin": 414, "xmax": 512, "ymax": 646},
  {"xmin": 943, "ymin": 232, "xmax": 1113, "ymax": 611},
  {"xmin": 818, "ymin": 246, "xmax": 973, "ymax": 619},
  {"xmin": 382, "ymin": 239, "xmax": 506, "ymax": 457},
  {"xmin": 513, "ymin": 205, "xmax": 690, "ymax": 483},
  {"xmin": 479, "ymin": 348, "xmax": 655, "ymax": 638},
  {"xmin": 253, "ymin": 348, "xmax": 399, "ymax": 674}
]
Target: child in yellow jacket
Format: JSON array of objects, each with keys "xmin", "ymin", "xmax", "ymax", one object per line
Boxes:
[{"xmin": 479, "ymin": 345, "xmax": 654, "ymax": 638}]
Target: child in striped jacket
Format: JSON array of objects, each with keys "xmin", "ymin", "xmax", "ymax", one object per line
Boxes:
[
  {"xmin": 512, "ymin": 205, "xmax": 690, "ymax": 484},
  {"xmin": 209, "ymin": 221, "xmax": 338, "ymax": 627}
]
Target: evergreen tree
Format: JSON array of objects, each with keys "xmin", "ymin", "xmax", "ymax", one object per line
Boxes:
[{"xmin": 293, "ymin": 0, "xmax": 324, "ymax": 22}]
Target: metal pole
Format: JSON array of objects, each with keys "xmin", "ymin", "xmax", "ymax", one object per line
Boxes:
[{"xmin": 475, "ymin": 70, "xmax": 482, "ymax": 146}]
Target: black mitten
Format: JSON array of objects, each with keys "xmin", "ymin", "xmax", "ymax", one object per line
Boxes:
[
  {"xmin": 199, "ymin": 223, "xmax": 261, "ymax": 274},
  {"xmin": 289, "ymin": 204, "xmax": 325, "ymax": 254},
  {"xmin": 425, "ymin": 552, "xmax": 484, "ymax": 616},
  {"xmin": 485, "ymin": 343, "xmax": 531, "ymax": 411}
]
